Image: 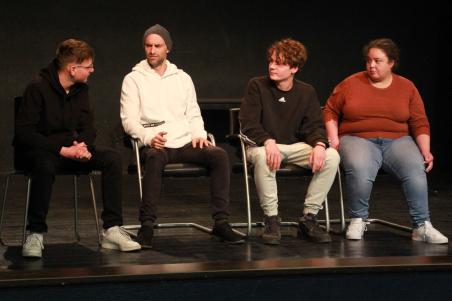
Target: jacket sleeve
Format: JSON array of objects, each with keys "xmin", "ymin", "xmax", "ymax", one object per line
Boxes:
[
  {"xmin": 120, "ymin": 75, "xmax": 158, "ymax": 146},
  {"xmin": 298, "ymin": 87, "xmax": 328, "ymax": 147},
  {"xmin": 75, "ymin": 89, "xmax": 97, "ymax": 147},
  {"xmin": 15, "ymin": 85, "xmax": 62, "ymax": 154},
  {"xmin": 239, "ymin": 79, "xmax": 271, "ymax": 146},
  {"xmin": 183, "ymin": 73, "xmax": 207, "ymax": 139}
]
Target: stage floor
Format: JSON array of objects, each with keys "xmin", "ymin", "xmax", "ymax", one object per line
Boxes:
[{"xmin": 0, "ymin": 170, "xmax": 451, "ymax": 288}]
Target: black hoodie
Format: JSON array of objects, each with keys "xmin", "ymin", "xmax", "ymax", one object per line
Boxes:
[
  {"xmin": 239, "ymin": 76, "xmax": 328, "ymax": 147},
  {"xmin": 14, "ymin": 59, "xmax": 96, "ymax": 155}
]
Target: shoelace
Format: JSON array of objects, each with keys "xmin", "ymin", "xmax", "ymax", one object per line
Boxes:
[
  {"xmin": 266, "ymin": 219, "xmax": 279, "ymax": 232},
  {"xmin": 24, "ymin": 234, "xmax": 43, "ymax": 248},
  {"xmin": 423, "ymin": 223, "xmax": 441, "ymax": 239},
  {"xmin": 118, "ymin": 227, "xmax": 133, "ymax": 240},
  {"xmin": 351, "ymin": 220, "xmax": 367, "ymax": 232}
]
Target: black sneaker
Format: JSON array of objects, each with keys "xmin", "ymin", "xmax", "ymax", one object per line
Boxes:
[
  {"xmin": 298, "ymin": 213, "xmax": 331, "ymax": 243},
  {"xmin": 262, "ymin": 215, "xmax": 281, "ymax": 245},
  {"xmin": 212, "ymin": 220, "xmax": 245, "ymax": 244},
  {"xmin": 137, "ymin": 223, "xmax": 154, "ymax": 248}
]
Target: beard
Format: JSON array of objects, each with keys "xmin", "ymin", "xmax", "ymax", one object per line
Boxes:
[{"xmin": 147, "ymin": 56, "xmax": 165, "ymax": 69}]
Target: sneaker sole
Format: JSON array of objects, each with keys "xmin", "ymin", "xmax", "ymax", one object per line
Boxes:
[
  {"xmin": 412, "ymin": 236, "xmax": 449, "ymax": 244},
  {"xmin": 262, "ymin": 238, "xmax": 280, "ymax": 245},
  {"xmin": 22, "ymin": 250, "xmax": 42, "ymax": 258},
  {"xmin": 261, "ymin": 234, "xmax": 281, "ymax": 245},
  {"xmin": 346, "ymin": 235, "xmax": 363, "ymax": 240},
  {"xmin": 212, "ymin": 234, "xmax": 246, "ymax": 244},
  {"xmin": 298, "ymin": 231, "xmax": 332, "ymax": 243},
  {"xmin": 137, "ymin": 239, "xmax": 153, "ymax": 249},
  {"xmin": 101, "ymin": 241, "xmax": 141, "ymax": 252}
]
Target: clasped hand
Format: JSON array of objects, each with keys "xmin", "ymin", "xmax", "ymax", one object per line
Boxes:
[{"xmin": 60, "ymin": 141, "xmax": 92, "ymax": 161}]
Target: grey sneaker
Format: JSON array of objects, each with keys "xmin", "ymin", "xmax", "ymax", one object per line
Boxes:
[
  {"xmin": 346, "ymin": 218, "xmax": 367, "ymax": 240},
  {"xmin": 22, "ymin": 233, "xmax": 44, "ymax": 258},
  {"xmin": 262, "ymin": 215, "xmax": 281, "ymax": 245},
  {"xmin": 412, "ymin": 221, "xmax": 448, "ymax": 244},
  {"xmin": 101, "ymin": 226, "xmax": 141, "ymax": 251}
]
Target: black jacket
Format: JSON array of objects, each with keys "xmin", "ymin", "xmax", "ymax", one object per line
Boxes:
[
  {"xmin": 239, "ymin": 76, "xmax": 327, "ymax": 147},
  {"xmin": 14, "ymin": 59, "xmax": 96, "ymax": 155}
]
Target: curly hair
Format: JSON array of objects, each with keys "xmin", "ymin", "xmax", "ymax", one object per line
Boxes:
[
  {"xmin": 56, "ymin": 39, "xmax": 95, "ymax": 69},
  {"xmin": 267, "ymin": 38, "xmax": 308, "ymax": 69},
  {"xmin": 363, "ymin": 38, "xmax": 399, "ymax": 70}
]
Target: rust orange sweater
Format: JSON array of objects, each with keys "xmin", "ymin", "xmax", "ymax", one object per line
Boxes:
[{"xmin": 323, "ymin": 72, "xmax": 430, "ymax": 139}]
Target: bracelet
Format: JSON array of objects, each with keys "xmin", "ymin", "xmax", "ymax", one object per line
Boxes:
[{"xmin": 315, "ymin": 142, "xmax": 326, "ymax": 148}]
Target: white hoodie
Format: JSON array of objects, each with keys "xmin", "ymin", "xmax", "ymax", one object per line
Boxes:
[{"xmin": 120, "ymin": 59, "xmax": 207, "ymax": 148}]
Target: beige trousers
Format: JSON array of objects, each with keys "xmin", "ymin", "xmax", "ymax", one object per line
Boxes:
[{"xmin": 246, "ymin": 142, "xmax": 340, "ymax": 217}]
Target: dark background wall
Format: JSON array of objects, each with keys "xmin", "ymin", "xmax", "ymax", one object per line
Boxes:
[{"xmin": 0, "ymin": 1, "xmax": 450, "ymax": 172}]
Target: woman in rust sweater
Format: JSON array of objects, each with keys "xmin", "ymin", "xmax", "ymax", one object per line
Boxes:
[{"xmin": 324, "ymin": 38, "xmax": 447, "ymax": 244}]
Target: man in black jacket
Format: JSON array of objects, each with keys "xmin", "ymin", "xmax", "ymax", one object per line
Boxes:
[
  {"xmin": 15, "ymin": 39, "xmax": 140, "ymax": 257},
  {"xmin": 239, "ymin": 38, "xmax": 340, "ymax": 245}
]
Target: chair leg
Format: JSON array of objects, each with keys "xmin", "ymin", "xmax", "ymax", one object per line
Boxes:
[
  {"xmin": 240, "ymin": 141, "xmax": 252, "ymax": 237},
  {"xmin": 337, "ymin": 167, "xmax": 346, "ymax": 231},
  {"xmin": 22, "ymin": 177, "xmax": 32, "ymax": 245},
  {"xmin": 73, "ymin": 175, "xmax": 80, "ymax": 242},
  {"xmin": 89, "ymin": 174, "xmax": 101, "ymax": 246},
  {"xmin": 134, "ymin": 143, "xmax": 143, "ymax": 200},
  {"xmin": 336, "ymin": 168, "xmax": 410, "ymax": 232},
  {"xmin": 324, "ymin": 197, "xmax": 330, "ymax": 232},
  {"xmin": 0, "ymin": 175, "xmax": 11, "ymax": 245}
]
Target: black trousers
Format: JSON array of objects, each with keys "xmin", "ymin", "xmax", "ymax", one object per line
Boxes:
[
  {"xmin": 24, "ymin": 147, "xmax": 123, "ymax": 232},
  {"xmin": 140, "ymin": 144, "xmax": 231, "ymax": 223}
]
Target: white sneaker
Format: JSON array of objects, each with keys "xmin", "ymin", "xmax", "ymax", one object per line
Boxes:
[
  {"xmin": 412, "ymin": 221, "xmax": 448, "ymax": 244},
  {"xmin": 22, "ymin": 233, "xmax": 44, "ymax": 258},
  {"xmin": 346, "ymin": 218, "xmax": 367, "ymax": 240},
  {"xmin": 101, "ymin": 226, "xmax": 141, "ymax": 251}
]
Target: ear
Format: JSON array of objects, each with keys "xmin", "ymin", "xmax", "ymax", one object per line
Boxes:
[
  {"xmin": 291, "ymin": 66, "xmax": 299, "ymax": 74},
  {"xmin": 388, "ymin": 60, "xmax": 395, "ymax": 70},
  {"xmin": 67, "ymin": 64, "xmax": 76, "ymax": 76}
]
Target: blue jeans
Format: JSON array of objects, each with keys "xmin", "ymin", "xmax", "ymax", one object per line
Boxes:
[{"xmin": 339, "ymin": 135, "xmax": 429, "ymax": 227}]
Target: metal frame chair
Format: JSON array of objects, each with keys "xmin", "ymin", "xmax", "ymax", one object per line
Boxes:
[
  {"xmin": 0, "ymin": 96, "xmax": 101, "ymax": 246},
  {"xmin": 122, "ymin": 134, "xmax": 245, "ymax": 236},
  {"xmin": 227, "ymin": 108, "xmax": 346, "ymax": 236},
  {"xmin": 349, "ymin": 169, "xmax": 412, "ymax": 232},
  {"xmin": 0, "ymin": 170, "xmax": 101, "ymax": 246}
]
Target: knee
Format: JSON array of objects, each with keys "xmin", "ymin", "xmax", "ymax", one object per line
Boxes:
[
  {"xmin": 247, "ymin": 147, "xmax": 267, "ymax": 166},
  {"xmin": 206, "ymin": 146, "xmax": 229, "ymax": 161},
  {"xmin": 202, "ymin": 147, "xmax": 230, "ymax": 174},
  {"xmin": 31, "ymin": 157, "xmax": 56, "ymax": 176},
  {"xmin": 102, "ymin": 149, "xmax": 122, "ymax": 167},
  {"xmin": 325, "ymin": 148, "xmax": 340, "ymax": 168},
  {"xmin": 144, "ymin": 149, "xmax": 167, "ymax": 171},
  {"xmin": 398, "ymin": 161, "xmax": 427, "ymax": 183},
  {"xmin": 396, "ymin": 151, "xmax": 425, "ymax": 172},
  {"xmin": 340, "ymin": 149, "xmax": 375, "ymax": 178}
]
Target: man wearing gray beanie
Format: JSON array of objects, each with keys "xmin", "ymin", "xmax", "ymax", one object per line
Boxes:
[
  {"xmin": 142, "ymin": 24, "xmax": 173, "ymax": 50},
  {"xmin": 120, "ymin": 25, "xmax": 245, "ymax": 247}
]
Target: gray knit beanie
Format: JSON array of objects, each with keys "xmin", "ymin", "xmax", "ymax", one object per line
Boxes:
[{"xmin": 143, "ymin": 24, "xmax": 173, "ymax": 50}]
